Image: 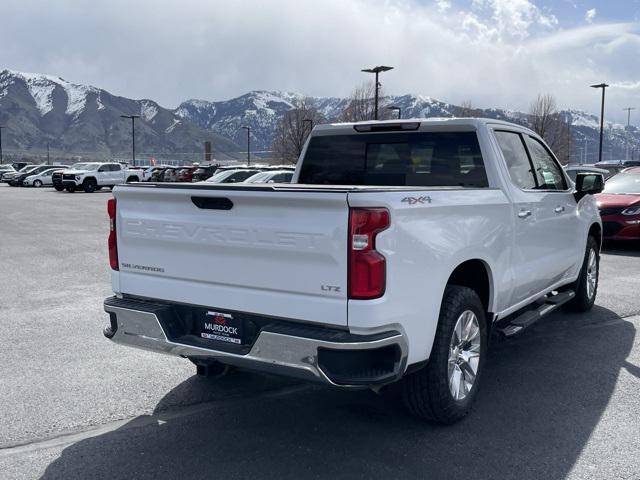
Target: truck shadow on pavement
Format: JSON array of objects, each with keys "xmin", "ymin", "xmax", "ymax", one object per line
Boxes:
[
  {"xmin": 602, "ymin": 240, "xmax": 640, "ymax": 257},
  {"xmin": 41, "ymin": 307, "xmax": 636, "ymax": 480}
]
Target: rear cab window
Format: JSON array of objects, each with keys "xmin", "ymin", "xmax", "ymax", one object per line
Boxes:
[{"xmin": 298, "ymin": 131, "xmax": 488, "ymax": 187}]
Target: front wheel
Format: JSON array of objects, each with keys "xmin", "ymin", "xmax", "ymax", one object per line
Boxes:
[
  {"xmin": 54, "ymin": 185, "xmax": 64, "ymax": 192},
  {"xmin": 83, "ymin": 178, "xmax": 97, "ymax": 193},
  {"xmin": 401, "ymin": 286, "xmax": 487, "ymax": 424},
  {"xmin": 65, "ymin": 186, "xmax": 75, "ymax": 193},
  {"xmin": 33, "ymin": 180, "xmax": 43, "ymax": 188},
  {"xmin": 564, "ymin": 236, "xmax": 599, "ymax": 312}
]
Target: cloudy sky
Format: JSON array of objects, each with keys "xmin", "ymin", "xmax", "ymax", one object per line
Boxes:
[{"xmin": 2, "ymin": 0, "xmax": 639, "ymax": 123}]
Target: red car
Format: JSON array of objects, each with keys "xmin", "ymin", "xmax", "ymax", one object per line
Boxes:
[
  {"xmin": 176, "ymin": 166, "xmax": 198, "ymax": 182},
  {"xmin": 596, "ymin": 167, "xmax": 640, "ymax": 241}
]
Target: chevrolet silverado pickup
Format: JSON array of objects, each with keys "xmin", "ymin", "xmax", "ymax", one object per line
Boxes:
[{"xmin": 103, "ymin": 118, "xmax": 604, "ymax": 424}]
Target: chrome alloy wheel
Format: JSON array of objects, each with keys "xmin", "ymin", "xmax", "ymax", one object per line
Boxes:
[
  {"xmin": 586, "ymin": 248, "xmax": 598, "ymax": 300},
  {"xmin": 448, "ymin": 310, "xmax": 481, "ymax": 401}
]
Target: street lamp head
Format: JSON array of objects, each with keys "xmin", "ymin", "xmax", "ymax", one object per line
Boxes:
[
  {"xmin": 241, "ymin": 126, "xmax": 250, "ymax": 131},
  {"xmin": 361, "ymin": 66, "xmax": 394, "ymax": 74},
  {"xmin": 120, "ymin": 114, "xmax": 141, "ymax": 119},
  {"xmin": 590, "ymin": 83, "xmax": 609, "ymax": 89}
]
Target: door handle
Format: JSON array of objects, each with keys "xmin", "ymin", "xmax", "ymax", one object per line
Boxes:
[
  {"xmin": 518, "ymin": 209, "xmax": 532, "ymax": 219},
  {"xmin": 554, "ymin": 206, "xmax": 565, "ymax": 214}
]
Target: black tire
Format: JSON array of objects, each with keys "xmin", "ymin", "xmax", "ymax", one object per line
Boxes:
[
  {"xmin": 65, "ymin": 186, "xmax": 75, "ymax": 193},
  {"xmin": 564, "ymin": 236, "xmax": 599, "ymax": 312},
  {"xmin": 126, "ymin": 176, "xmax": 139, "ymax": 183},
  {"xmin": 402, "ymin": 285, "xmax": 487, "ymax": 424},
  {"xmin": 83, "ymin": 178, "xmax": 97, "ymax": 193},
  {"xmin": 33, "ymin": 180, "xmax": 43, "ymax": 188}
]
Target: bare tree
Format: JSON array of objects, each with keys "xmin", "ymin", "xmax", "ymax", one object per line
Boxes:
[
  {"xmin": 271, "ymin": 99, "xmax": 324, "ymax": 164},
  {"xmin": 458, "ymin": 100, "xmax": 480, "ymax": 118},
  {"xmin": 528, "ymin": 94, "xmax": 558, "ymax": 139},
  {"xmin": 528, "ymin": 93, "xmax": 573, "ymax": 164},
  {"xmin": 341, "ymin": 81, "xmax": 392, "ymax": 122}
]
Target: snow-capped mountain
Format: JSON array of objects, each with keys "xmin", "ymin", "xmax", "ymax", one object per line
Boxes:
[
  {"xmin": 177, "ymin": 91, "xmax": 640, "ymax": 161},
  {"xmin": 175, "ymin": 91, "xmax": 349, "ymax": 152},
  {"xmin": 1, "ymin": 68, "xmax": 638, "ymax": 163},
  {"xmin": 0, "ymin": 69, "xmax": 241, "ymax": 160}
]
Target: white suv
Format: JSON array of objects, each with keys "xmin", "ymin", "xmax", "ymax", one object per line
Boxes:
[{"xmin": 61, "ymin": 162, "xmax": 142, "ymax": 193}]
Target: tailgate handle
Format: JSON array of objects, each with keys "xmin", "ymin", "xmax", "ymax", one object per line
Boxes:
[{"xmin": 191, "ymin": 197, "xmax": 233, "ymax": 210}]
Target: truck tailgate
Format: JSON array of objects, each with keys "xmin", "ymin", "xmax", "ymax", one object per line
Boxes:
[{"xmin": 113, "ymin": 185, "xmax": 349, "ymax": 326}]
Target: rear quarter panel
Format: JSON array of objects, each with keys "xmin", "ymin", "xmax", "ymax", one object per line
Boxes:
[{"xmin": 347, "ymin": 188, "xmax": 512, "ymax": 366}]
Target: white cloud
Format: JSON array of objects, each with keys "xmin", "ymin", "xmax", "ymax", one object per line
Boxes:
[
  {"xmin": 610, "ymin": 81, "xmax": 640, "ymax": 90},
  {"xmin": 585, "ymin": 8, "xmax": 597, "ymax": 24},
  {"xmin": 435, "ymin": 0, "xmax": 451, "ymax": 13},
  {"xmin": 467, "ymin": 0, "xmax": 558, "ymax": 40},
  {"xmin": 0, "ymin": 0, "xmax": 637, "ymax": 123}
]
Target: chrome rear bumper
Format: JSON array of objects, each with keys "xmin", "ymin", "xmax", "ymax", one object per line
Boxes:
[{"xmin": 104, "ymin": 296, "xmax": 408, "ymax": 387}]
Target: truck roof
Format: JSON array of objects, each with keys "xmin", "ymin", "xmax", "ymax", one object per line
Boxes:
[{"xmin": 314, "ymin": 117, "xmax": 535, "ymax": 136}]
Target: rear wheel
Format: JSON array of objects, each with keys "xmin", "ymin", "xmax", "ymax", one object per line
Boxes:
[
  {"xmin": 54, "ymin": 185, "xmax": 64, "ymax": 192},
  {"xmin": 65, "ymin": 186, "xmax": 75, "ymax": 193},
  {"xmin": 402, "ymin": 286, "xmax": 487, "ymax": 424},
  {"xmin": 83, "ymin": 178, "xmax": 97, "ymax": 193},
  {"xmin": 564, "ymin": 236, "xmax": 599, "ymax": 312}
]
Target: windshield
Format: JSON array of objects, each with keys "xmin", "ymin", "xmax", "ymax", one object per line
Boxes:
[
  {"xmin": 206, "ymin": 170, "xmax": 237, "ymax": 182},
  {"xmin": 244, "ymin": 172, "xmax": 272, "ymax": 183},
  {"xmin": 602, "ymin": 173, "xmax": 640, "ymax": 195},
  {"xmin": 69, "ymin": 162, "xmax": 98, "ymax": 170}
]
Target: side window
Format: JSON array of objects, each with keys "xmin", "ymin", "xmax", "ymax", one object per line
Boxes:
[
  {"xmin": 110, "ymin": 164, "xmax": 122, "ymax": 171},
  {"xmin": 494, "ymin": 131, "xmax": 536, "ymax": 190},
  {"xmin": 524, "ymin": 136, "xmax": 567, "ymax": 190}
]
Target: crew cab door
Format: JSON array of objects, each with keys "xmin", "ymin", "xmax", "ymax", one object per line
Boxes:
[
  {"xmin": 493, "ymin": 130, "xmax": 576, "ymax": 303},
  {"xmin": 109, "ymin": 164, "xmax": 124, "ymax": 184},
  {"xmin": 96, "ymin": 164, "xmax": 111, "ymax": 185},
  {"xmin": 522, "ymin": 134, "xmax": 581, "ymax": 280}
]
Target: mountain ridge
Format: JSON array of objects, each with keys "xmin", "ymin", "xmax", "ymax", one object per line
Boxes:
[{"xmin": 1, "ymin": 68, "xmax": 638, "ymax": 163}]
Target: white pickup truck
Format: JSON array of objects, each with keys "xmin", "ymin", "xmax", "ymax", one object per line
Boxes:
[
  {"xmin": 60, "ymin": 162, "xmax": 143, "ymax": 193},
  {"xmin": 103, "ymin": 118, "xmax": 603, "ymax": 424}
]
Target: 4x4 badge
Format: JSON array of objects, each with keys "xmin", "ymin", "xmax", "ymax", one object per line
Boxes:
[{"xmin": 402, "ymin": 196, "xmax": 432, "ymax": 205}]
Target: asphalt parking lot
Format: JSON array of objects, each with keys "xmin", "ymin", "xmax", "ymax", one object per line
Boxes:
[{"xmin": 0, "ymin": 184, "xmax": 639, "ymax": 480}]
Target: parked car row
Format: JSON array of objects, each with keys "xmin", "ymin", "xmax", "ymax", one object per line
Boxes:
[
  {"xmin": 0, "ymin": 162, "xmax": 296, "ymax": 193},
  {"xmin": 143, "ymin": 164, "xmax": 295, "ymax": 184}
]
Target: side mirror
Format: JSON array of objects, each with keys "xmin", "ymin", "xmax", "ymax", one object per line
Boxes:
[{"xmin": 574, "ymin": 173, "xmax": 604, "ymax": 201}]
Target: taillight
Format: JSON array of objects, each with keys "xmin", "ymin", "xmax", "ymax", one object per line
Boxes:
[
  {"xmin": 348, "ymin": 208, "xmax": 390, "ymax": 299},
  {"xmin": 107, "ymin": 198, "xmax": 118, "ymax": 270}
]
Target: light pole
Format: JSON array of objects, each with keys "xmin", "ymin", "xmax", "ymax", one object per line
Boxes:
[
  {"xmin": 623, "ymin": 107, "xmax": 635, "ymax": 161},
  {"xmin": 387, "ymin": 106, "xmax": 401, "ymax": 119},
  {"xmin": 120, "ymin": 115, "xmax": 140, "ymax": 166},
  {"xmin": 566, "ymin": 121, "xmax": 571, "ymax": 165},
  {"xmin": 361, "ymin": 65, "xmax": 394, "ymax": 120},
  {"xmin": 302, "ymin": 119, "xmax": 313, "ymax": 133},
  {"xmin": 590, "ymin": 83, "xmax": 609, "ymax": 164},
  {"xmin": 0, "ymin": 126, "xmax": 5, "ymax": 164},
  {"xmin": 241, "ymin": 126, "xmax": 251, "ymax": 165}
]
